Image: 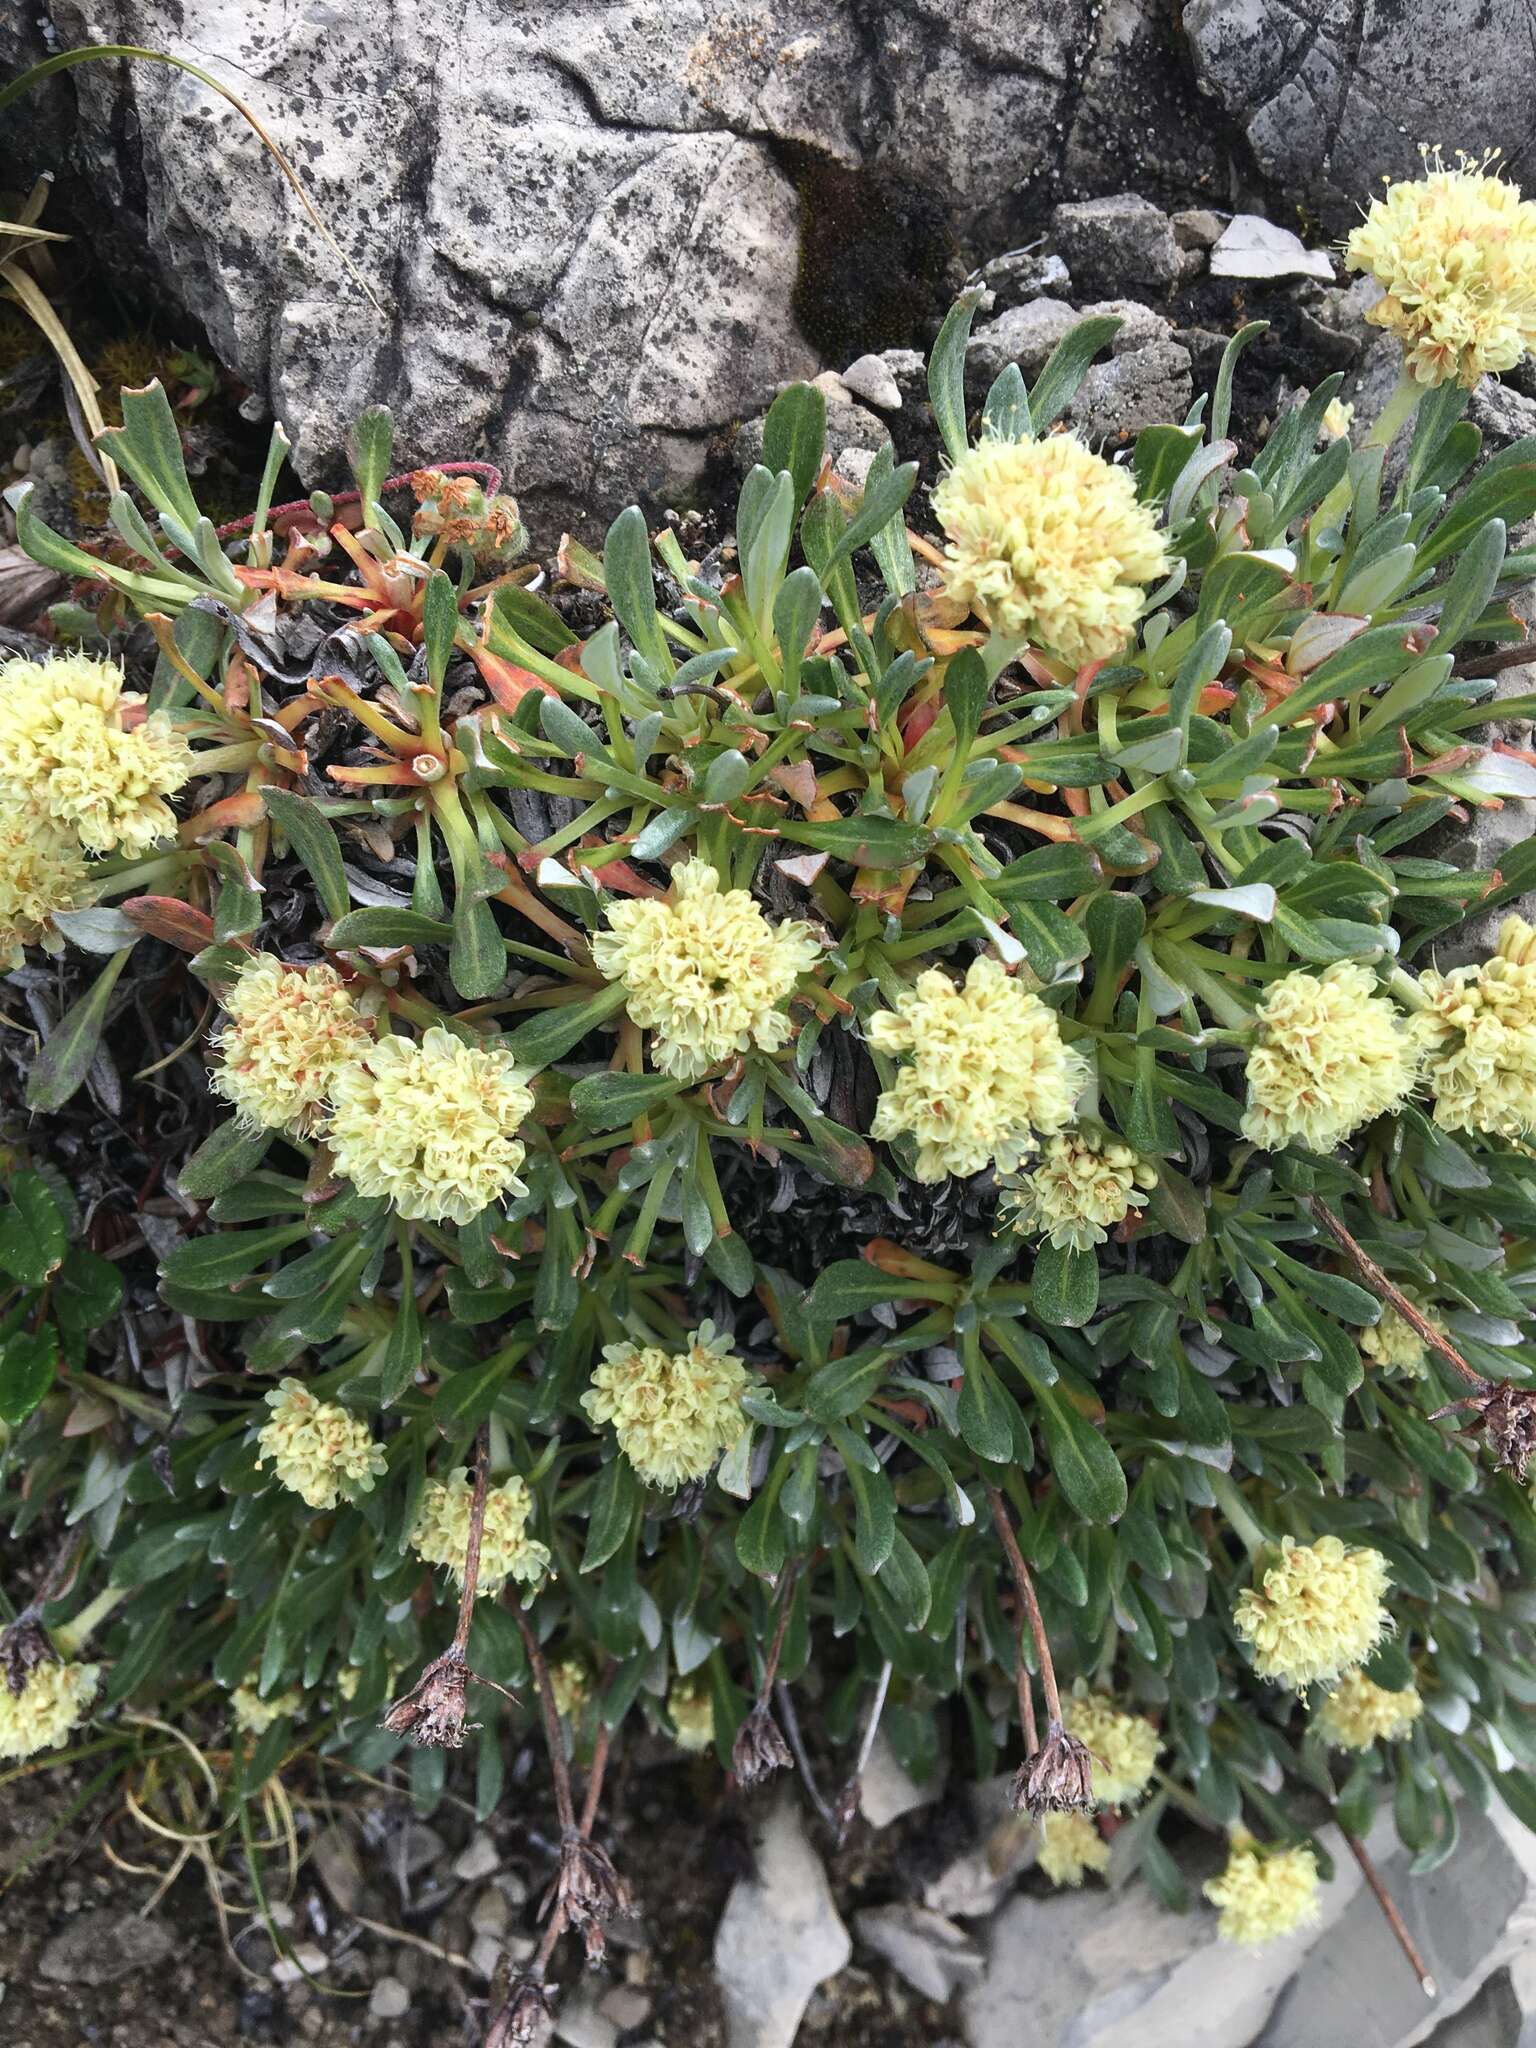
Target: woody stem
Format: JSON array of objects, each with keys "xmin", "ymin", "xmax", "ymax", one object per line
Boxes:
[
  {"xmin": 1343, "ymin": 1828, "xmax": 1438, "ymax": 1999},
  {"xmin": 987, "ymin": 1485, "xmax": 1060, "ymax": 1727},
  {"xmin": 451, "ymin": 1423, "xmax": 492, "ymax": 1657},
  {"xmin": 508, "ymin": 1588, "xmax": 577, "ymax": 1835},
  {"xmin": 1308, "ymin": 1199, "xmax": 1486, "ymax": 1390},
  {"xmin": 756, "ymin": 1559, "xmax": 800, "ymax": 1708}
]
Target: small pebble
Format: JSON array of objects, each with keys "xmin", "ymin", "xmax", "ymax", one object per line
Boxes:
[
  {"xmin": 452, "ymin": 1831, "xmax": 501, "ymax": 1883},
  {"xmin": 469, "ymin": 1931, "xmax": 504, "ymax": 1980},
  {"xmin": 271, "ymin": 1943, "xmax": 327, "ymax": 1985},
  {"xmin": 369, "ymin": 1975, "xmax": 411, "ymax": 2020},
  {"xmin": 470, "ymin": 1886, "xmax": 511, "ymax": 1936},
  {"xmin": 598, "ymin": 1983, "xmax": 652, "ymax": 2029}
]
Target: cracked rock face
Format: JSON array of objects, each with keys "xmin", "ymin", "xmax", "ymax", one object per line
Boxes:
[
  {"xmin": 2, "ymin": 0, "xmax": 1224, "ymax": 537},
  {"xmin": 1184, "ymin": 0, "xmax": 1534, "ymax": 231}
]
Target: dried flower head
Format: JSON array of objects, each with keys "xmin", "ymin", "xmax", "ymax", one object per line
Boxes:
[
  {"xmin": 254, "ymin": 1377, "xmax": 387, "ymax": 1511},
  {"xmin": 870, "ymin": 955, "xmax": 1088, "ymax": 1182},
  {"xmin": 1241, "ymin": 962, "xmax": 1421, "ymax": 1153},
  {"xmin": 231, "ymin": 1681, "xmax": 303, "ymax": 1735},
  {"xmin": 409, "ymin": 1470, "xmax": 550, "ymax": 1596},
  {"xmin": 1346, "ymin": 150, "xmax": 1536, "ymax": 387},
  {"xmin": 412, "ymin": 470, "xmax": 528, "ymax": 564},
  {"xmin": 999, "ymin": 1127, "xmax": 1157, "ymax": 1251},
  {"xmin": 211, "ymin": 956, "xmax": 373, "ymax": 1137},
  {"xmin": 1204, "ymin": 1835, "xmax": 1321, "ymax": 1946},
  {"xmin": 1036, "ymin": 1811, "xmax": 1111, "ymax": 1888},
  {"xmin": 668, "ymin": 1679, "xmax": 715, "ymax": 1753},
  {"xmin": 0, "ymin": 800, "xmax": 92, "ymax": 969},
  {"xmin": 0, "ymin": 1656, "xmax": 98, "ymax": 1759},
  {"xmin": 1467, "ymin": 1380, "xmax": 1536, "ymax": 1481},
  {"xmin": 581, "ymin": 1323, "xmax": 751, "ymax": 1489},
  {"xmin": 547, "ymin": 1831, "xmax": 635, "ymax": 1962},
  {"xmin": 0, "ymin": 651, "xmax": 192, "ymax": 855},
  {"xmin": 326, "ymin": 1024, "xmax": 535, "ymax": 1224},
  {"xmin": 1009, "ymin": 1719, "xmax": 1096, "ymax": 1816},
  {"xmin": 1360, "ymin": 1300, "xmax": 1444, "ymax": 1379},
  {"xmin": 1314, "ymin": 1669, "xmax": 1424, "ymax": 1751},
  {"xmin": 382, "ymin": 1646, "xmax": 473, "ymax": 1748},
  {"xmin": 0, "ymin": 1613, "xmax": 55, "ymax": 1698},
  {"xmin": 485, "ymin": 1975, "xmax": 554, "ymax": 2048},
  {"xmin": 732, "ymin": 1701, "xmax": 793, "ymax": 1789},
  {"xmin": 1061, "ymin": 1686, "xmax": 1161, "ymax": 1810},
  {"xmin": 931, "ymin": 433, "xmax": 1166, "ymax": 665},
  {"xmin": 1417, "ymin": 915, "xmax": 1536, "ymax": 1140},
  {"xmin": 1234, "ymin": 1535, "xmax": 1391, "ymax": 1691},
  {"xmin": 591, "ymin": 859, "xmax": 820, "ymax": 1081}
]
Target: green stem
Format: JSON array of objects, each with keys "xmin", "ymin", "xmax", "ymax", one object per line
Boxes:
[
  {"xmin": 1366, "ymin": 369, "xmax": 1422, "ymax": 452},
  {"xmin": 53, "ymin": 1582, "xmax": 130, "ymax": 1657},
  {"xmin": 1208, "ymin": 1470, "xmax": 1270, "ymax": 1561}
]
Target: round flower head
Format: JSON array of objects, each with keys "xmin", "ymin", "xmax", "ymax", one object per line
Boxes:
[
  {"xmin": 254, "ymin": 1378, "xmax": 388, "ymax": 1512},
  {"xmin": 211, "ymin": 956, "xmax": 374, "ymax": 1137},
  {"xmin": 1037, "ymin": 1812, "xmax": 1111, "ymax": 1888},
  {"xmin": 1314, "ymin": 1670, "xmax": 1424, "ymax": 1751},
  {"xmin": 1360, "ymin": 1299, "xmax": 1444, "ymax": 1380},
  {"xmin": 0, "ymin": 651, "xmax": 192, "ymax": 855},
  {"xmin": 1204, "ymin": 1836, "xmax": 1320, "ymax": 1946},
  {"xmin": 581, "ymin": 1323, "xmax": 751, "ymax": 1489},
  {"xmin": 590, "ymin": 859, "xmax": 820, "ymax": 1081},
  {"xmin": 409, "ymin": 1470, "xmax": 551, "ymax": 1597},
  {"xmin": 1000, "ymin": 1128, "xmax": 1157, "ymax": 1251},
  {"xmin": 0, "ymin": 800, "xmax": 92, "ymax": 970},
  {"xmin": 1417, "ymin": 916, "xmax": 1536, "ymax": 1140},
  {"xmin": 231, "ymin": 1682, "xmax": 303, "ymax": 1736},
  {"xmin": 1346, "ymin": 151, "xmax": 1536, "ymax": 388},
  {"xmin": 1061, "ymin": 1687, "xmax": 1161, "ymax": 1810},
  {"xmin": 930, "ymin": 433, "xmax": 1166, "ymax": 666},
  {"xmin": 0, "ymin": 1658, "xmax": 98, "ymax": 1760},
  {"xmin": 1234, "ymin": 1535, "xmax": 1391, "ymax": 1691},
  {"xmin": 668, "ymin": 1680, "xmax": 715, "ymax": 1753},
  {"xmin": 550, "ymin": 1660, "xmax": 590, "ymax": 1722},
  {"xmin": 1240, "ymin": 962, "xmax": 1421, "ymax": 1154},
  {"xmin": 326, "ymin": 1025, "xmax": 535, "ymax": 1224},
  {"xmin": 869, "ymin": 955, "xmax": 1088, "ymax": 1182}
]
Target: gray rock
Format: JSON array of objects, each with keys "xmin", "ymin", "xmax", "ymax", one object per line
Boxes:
[
  {"xmin": 312, "ymin": 1823, "xmax": 368, "ymax": 1916},
  {"xmin": 714, "ymin": 1792, "xmax": 851, "ymax": 2048},
  {"xmin": 968, "ymin": 300, "xmax": 1079, "ymax": 384},
  {"xmin": 1208, "ymin": 215, "xmax": 1333, "ymax": 284},
  {"xmin": 1468, "ymin": 383, "xmax": 1536, "ymax": 459},
  {"xmin": 1185, "ymin": 0, "xmax": 1529, "ymax": 231},
  {"xmin": 598, "ymin": 1984, "xmax": 654, "ymax": 2029},
  {"xmin": 833, "ymin": 446, "xmax": 879, "ymax": 492},
  {"xmin": 875, "ymin": 349, "xmax": 930, "ymax": 407},
  {"xmin": 736, "ymin": 390, "xmax": 886, "ymax": 480},
  {"xmin": 1172, "ymin": 210, "xmax": 1225, "ymax": 251},
  {"xmin": 37, "ymin": 1910, "xmax": 175, "ymax": 1987},
  {"xmin": 369, "ymin": 1975, "xmax": 411, "ymax": 2020},
  {"xmin": 924, "ymin": 1778, "xmax": 1037, "ymax": 1920},
  {"xmin": 859, "ymin": 1728, "xmax": 946, "ymax": 1829},
  {"xmin": 1068, "ymin": 341, "xmax": 1194, "ymax": 443},
  {"xmin": 1051, "ymin": 194, "xmax": 1184, "ymax": 299},
  {"xmin": 981, "ymin": 248, "xmax": 1074, "ymax": 307},
  {"xmin": 1, "ymin": 0, "xmax": 1222, "ymax": 536},
  {"xmin": 842, "ymin": 353, "xmax": 904, "ymax": 412},
  {"xmin": 856, "ymin": 1902, "xmax": 984, "ymax": 2002},
  {"xmin": 452, "ymin": 1831, "xmax": 501, "ymax": 1883},
  {"xmin": 555, "ymin": 1978, "xmax": 621, "ymax": 2048}
]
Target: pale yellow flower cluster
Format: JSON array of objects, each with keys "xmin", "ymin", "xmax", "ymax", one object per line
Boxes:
[
  {"xmin": 1234, "ymin": 1535, "xmax": 1391, "ymax": 1691},
  {"xmin": 870, "ymin": 956, "xmax": 1087, "ymax": 1182},
  {"xmin": 0, "ymin": 1658, "xmax": 99, "ymax": 1759},
  {"xmin": 1241, "ymin": 963, "xmax": 1420, "ymax": 1154},
  {"xmin": 231, "ymin": 1682, "xmax": 304, "ymax": 1735},
  {"xmin": 0, "ymin": 653, "xmax": 192, "ymax": 857},
  {"xmin": 1314, "ymin": 1670, "xmax": 1423, "ymax": 1751},
  {"xmin": 592, "ymin": 859, "xmax": 820, "ymax": 1081},
  {"xmin": 1062, "ymin": 1688, "xmax": 1161, "ymax": 1809},
  {"xmin": 931, "ymin": 434, "xmax": 1166, "ymax": 666},
  {"xmin": 212, "ymin": 956, "xmax": 375, "ymax": 1137},
  {"xmin": 1359, "ymin": 1301, "xmax": 1443, "ymax": 1379},
  {"xmin": 409, "ymin": 1470, "xmax": 551, "ymax": 1597},
  {"xmin": 254, "ymin": 1378, "xmax": 388, "ymax": 1512},
  {"xmin": 1346, "ymin": 152, "xmax": 1536, "ymax": 388},
  {"xmin": 1204, "ymin": 1837, "xmax": 1321, "ymax": 1946},
  {"xmin": 1417, "ymin": 916, "xmax": 1536, "ymax": 1141},
  {"xmin": 327, "ymin": 1025, "xmax": 536, "ymax": 1225},
  {"xmin": 581, "ymin": 1323, "xmax": 751, "ymax": 1489},
  {"xmin": 668, "ymin": 1680, "xmax": 715, "ymax": 1752},
  {"xmin": 1002, "ymin": 1129, "xmax": 1156, "ymax": 1251},
  {"xmin": 550, "ymin": 1660, "xmax": 591, "ymax": 1721},
  {"xmin": 0, "ymin": 802, "xmax": 92, "ymax": 969},
  {"xmin": 1037, "ymin": 1812, "xmax": 1111, "ymax": 1887}
]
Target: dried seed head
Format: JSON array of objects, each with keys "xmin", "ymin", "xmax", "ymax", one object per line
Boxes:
[
  {"xmin": 381, "ymin": 1647, "xmax": 476, "ymax": 1748},
  {"xmin": 1, "ymin": 1613, "xmax": 56, "ymax": 1699},
  {"xmin": 731, "ymin": 1702, "xmax": 793, "ymax": 1790},
  {"xmin": 545, "ymin": 1832, "xmax": 635, "ymax": 1963},
  {"xmin": 484, "ymin": 1973, "xmax": 554, "ymax": 2047},
  {"xmin": 1475, "ymin": 1382, "xmax": 1536, "ymax": 1480},
  {"xmin": 1009, "ymin": 1720, "xmax": 1095, "ymax": 1816}
]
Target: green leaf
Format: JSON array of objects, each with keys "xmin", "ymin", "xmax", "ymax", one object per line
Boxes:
[
  {"xmin": 821, "ymin": 462, "xmax": 918, "ymax": 575},
  {"xmin": 450, "ymin": 894, "xmax": 507, "ymax": 1001},
  {"xmin": 178, "ymin": 1119, "xmax": 274, "ymax": 1201},
  {"xmin": 735, "ymin": 1462, "xmax": 789, "ymax": 1576},
  {"xmin": 928, "ymin": 289, "xmax": 987, "ymax": 464},
  {"xmin": 488, "ymin": 582, "xmax": 578, "ymax": 656},
  {"xmin": 1416, "ymin": 457, "xmax": 1536, "ymax": 575},
  {"xmin": 837, "ymin": 1438, "xmax": 896, "ymax": 1572},
  {"xmin": 504, "ymin": 983, "xmax": 628, "ymax": 1068},
  {"xmin": 160, "ymin": 1223, "xmax": 311, "ymax": 1293},
  {"xmin": 957, "ymin": 1348, "xmax": 1016, "ymax": 1463},
  {"xmin": 421, "ymin": 569, "xmax": 461, "ymax": 691},
  {"xmin": 328, "ymin": 907, "xmax": 452, "ymax": 950},
  {"xmin": 569, "ymin": 1071, "xmax": 688, "ymax": 1129},
  {"xmin": 604, "ymin": 504, "xmax": 669, "ymax": 675},
  {"xmin": 0, "ymin": 1172, "xmax": 67, "ymax": 1287},
  {"xmin": 1033, "ymin": 1381, "xmax": 1127, "ymax": 1523},
  {"xmin": 982, "ymin": 363, "xmax": 1030, "ymax": 442},
  {"xmin": 1134, "ymin": 423, "xmax": 1204, "ymax": 505},
  {"xmin": 778, "ymin": 815, "xmax": 932, "ymax": 867},
  {"xmin": 53, "ymin": 1247, "xmax": 123, "ymax": 1336},
  {"xmin": 1029, "ymin": 1242, "xmax": 1099, "ymax": 1327},
  {"xmin": 864, "ymin": 441, "xmax": 918, "ymax": 600},
  {"xmin": 0, "ymin": 1325, "xmax": 59, "ymax": 1426},
  {"xmin": 877, "ymin": 1529, "xmax": 931, "ymax": 1629},
  {"xmin": 27, "ymin": 948, "xmax": 134, "ymax": 1112},
  {"xmin": 260, "ymin": 787, "xmax": 350, "ymax": 923},
  {"xmin": 378, "ymin": 1286, "xmax": 423, "ymax": 1406},
  {"xmin": 994, "ymin": 843, "xmax": 1103, "ymax": 901},
  {"xmin": 97, "ymin": 379, "xmax": 201, "ymax": 530},
  {"xmin": 348, "ymin": 404, "xmax": 394, "ymax": 518},
  {"xmin": 1028, "ymin": 315, "xmax": 1121, "ymax": 433},
  {"xmin": 805, "ymin": 1348, "xmax": 893, "ymax": 1423},
  {"xmin": 761, "ymin": 382, "xmax": 827, "ymax": 505},
  {"xmin": 773, "ymin": 566, "xmax": 824, "ymax": 698},
  {"xmin": 1430, "ymin": 516, "xmax": 1506, "ymax": 654},
  {"xmin": 945, "ymin": 646, "xmax": 988, "ymax": 750}
]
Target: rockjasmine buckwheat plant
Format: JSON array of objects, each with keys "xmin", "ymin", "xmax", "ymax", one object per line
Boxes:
[{"xmin": 12, "ymin": 147, "xmax": 1536, "ymax": 2036}]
